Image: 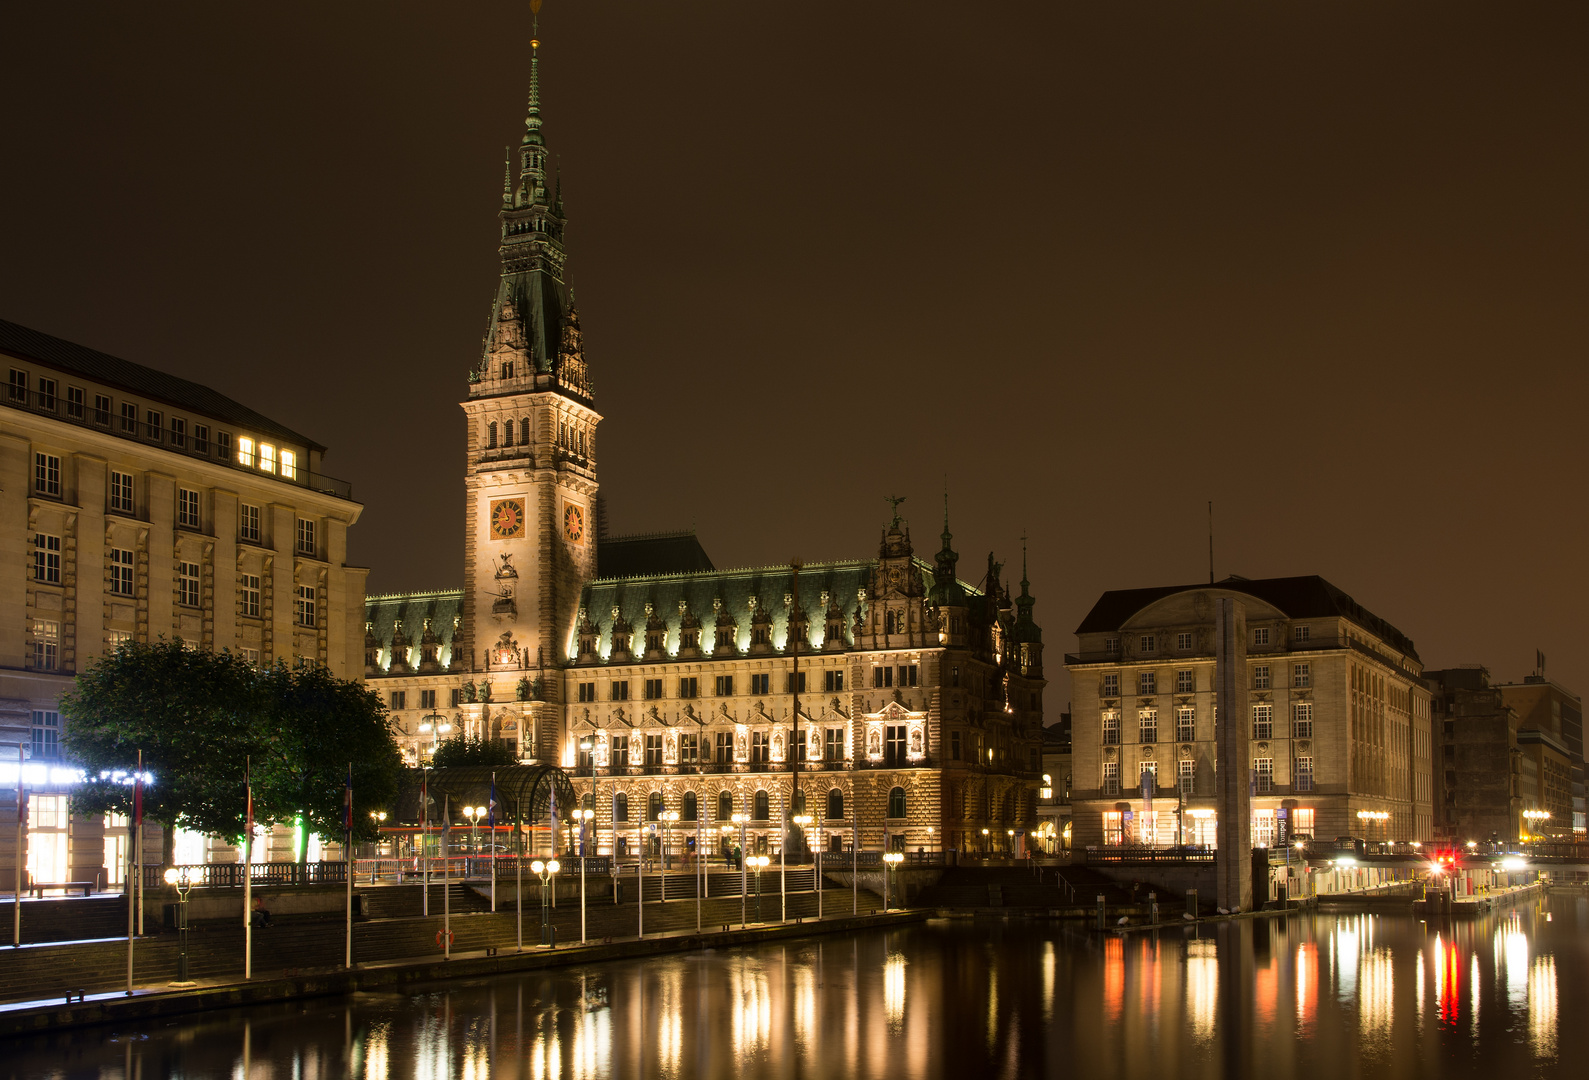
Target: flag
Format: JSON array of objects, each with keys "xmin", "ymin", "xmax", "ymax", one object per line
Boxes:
[
  {"xmin": 246, "ymin": 770, "xmax": 254, "ymax": 841},
  {"xmin": 488, "ymin": 773, "xmax": 497, "ymax": 830},
  {"xmin": 343, "ymin": 763, "xmax": 353, "ymax": 833}
]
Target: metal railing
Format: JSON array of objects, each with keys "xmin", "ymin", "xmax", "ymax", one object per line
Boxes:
[
  {"xmin": 1084, "ymin": 846, "xmax": 1217, "ymax": 865},
  {"xmin": 139, "ymin": 861, "xmax": 349, "ymax": 889}
]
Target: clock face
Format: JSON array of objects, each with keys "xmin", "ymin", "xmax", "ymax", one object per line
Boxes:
[
  {"xmin": 490, "ymin": 499, "xmax": 525, "ymax": 540},
  {"xmin": 887, "ymin": 566, "xmax": 902, "ymax": 589},
  {"xmin": 565, "ymin": 503, "xmax": 585, "ymax": 543}
]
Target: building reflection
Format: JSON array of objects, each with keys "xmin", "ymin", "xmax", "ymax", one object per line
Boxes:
[{"xmin": 49, "ymin": 901, "xmax": 1580, "ymax": 1080}]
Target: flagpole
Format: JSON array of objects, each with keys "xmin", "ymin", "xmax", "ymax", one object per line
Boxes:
[
  {"xmin": 421, "ymin": 770, "xmax": 429, "ymax": 918},
  {"xmin": 345, "ymin": 762, "xmax": 353, "ymax": 969},
  {"xmin": 244, "ymin": 757, "xmax": 252, "ymax": 980},
  {"xmin": 14, "ymin": 743, "xmax": 25, "ymax": 948},
  {"xmin": 489, "ymin": 771, "xmax": 497, "ymax": 914},
  {"xmin": 443, "ymin": 794, "xmax": 451, "ymax": 960},
  {"xmin": 515, "ymin": 808, "xmax": 523, "ymax": 952},
  {"xmin": 126, "ymin": 749, "xmax": 137, "ymax": 993},
  {"xmin": 135, "ymin": 749, "xmax": 144, "ymax": 937}
]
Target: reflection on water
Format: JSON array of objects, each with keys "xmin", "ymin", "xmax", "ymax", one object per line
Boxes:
[{"xmin": 5, "ymin": 893, "xmax": 1588, "ymax": 1079}]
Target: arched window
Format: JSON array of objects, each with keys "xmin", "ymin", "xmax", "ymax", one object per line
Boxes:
[
  {"xmin": 888, "ymin": 786, "xmax": 907, "ymax": 819},
  {"xmin": 648, "ymin": 792, "xmax": 663, "ymax": 821},
  {"xmin": 487, "ymin": 422, "xmax": 497, "ymax": 449},
  {"xmin": 519, "ymin": 417, "xmax": 529, "ymax": 445},
  {"xmin": 718, "ymin": 791, "xmax": 734, "ymax": 821},
  {"xmin": 791, "ymin": 789, "xmax": 806, "ymax": 817},
  {"xmin": 503, "ymin": 418, "xmax": 513, "ymax": 447},
  {"xmin": 683, "ymin": 791, "xmax": 698, "ymax": 822},
  {"xmin": 613, "ymin": 791, "xmax": 628, "ymax": 823},
  {"xmin": 753, "ymin": 790, "xmax": 770, "ymax": 821},
  {"xmin": 826, "ymin": 789, "xmax": 844, "ymax": 821}
]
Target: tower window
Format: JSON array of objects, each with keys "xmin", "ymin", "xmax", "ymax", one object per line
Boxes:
[
  {"xmin": 501, "ymin": 362, "xmax": 513, "ymax": 379},
  {"xmin": 487, "ymin": 422, "xmax": 497, "ymax": 449},
  {"xmin": 520, "ymin": 418, "xmax": 530, "ymax": 444},
  {"xmin": 503, "ymin": 420, "xmax": 513, "ymax": 447}
]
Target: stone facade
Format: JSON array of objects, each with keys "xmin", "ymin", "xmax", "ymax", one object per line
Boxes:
[
  {"xmin": 1067, "ymin": 576, "xmax": 1433, "ymax": 853},
  {"xmin": 363, "ymin": 35, "xmax": 1046, "ymax": 856},
  {"xmin": 0, "ymin": 319, "xmax": 365, "ymax": 888}
]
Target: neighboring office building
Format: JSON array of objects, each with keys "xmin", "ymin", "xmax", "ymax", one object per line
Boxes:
[
  {"xmin": 1067, "ymin": 575, "xmax": 1433, "ymax": 852},
  {"xmin": 1035, "ymin": 714, "xmax": 1072, "ymax": 855},
  {"xmin": 0, "ymin": 319, "xmax": 365, "ymax": 887},
  {"xmin": 362, "ymin": 32, "xmax": 1048, "ymax": 859},
  {"xmin": 1495, "ymin": 675, "xmax": 1584, "ymax": 838},
  {"xmin": 1423, "ymin": 667, "xmax": 1521, "ymax": 844}
]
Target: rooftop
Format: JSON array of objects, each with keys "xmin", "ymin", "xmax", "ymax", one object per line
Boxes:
[
  {"xmin": 0, "ymin": 318, "xmax": 323, "ymax": 451},
  {"xmin": 1075, "ymin": 574, "xmax": 1420, "ymax": 661}
]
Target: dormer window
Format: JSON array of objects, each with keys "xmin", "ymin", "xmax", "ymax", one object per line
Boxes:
[
  {"xmin": 259, "ymin": 443, "xmax": 276, "ymax": 473},
  {"xmin": 237, "ymin": 437, "xmax": 256, "ymax": 467},
  {"xmin": 280, "ymin": 450, "xmax": 297, "ymax": 480},
  {"xmin": 501, "ymin": 362, "xmax": 514, "ymax": 379}
]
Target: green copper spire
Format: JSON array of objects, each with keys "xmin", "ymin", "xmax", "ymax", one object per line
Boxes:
[
  {"xmin": 479, "ymin": 1, "xmax": 583, "ymax": 396},
  {"xmin": 522, "ymin": 36, "xmax": 543, "ymax": 149},
  {"xmin": 1014, "ymin": 536, "xmax": 1040, "ymax": 643},
  {"xmin": 929, "ymin": 490, "xmax": 966, "ymax": 607}
]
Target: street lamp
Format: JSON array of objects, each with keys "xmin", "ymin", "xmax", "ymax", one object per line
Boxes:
[
  {"xmin": 882, "ymin": 851, "xmax": 904, "ymax": 909},
  {"xmin": 1523, "ymin": 809, "xmax": 1550, "ymax": 846},
  {"xmin": 577, "ymin": 808, "xmax": 594, "ymax": 942},
  {"xmin": 530, "ymin": 858, "xmax": 560, "ymax": 946},
  {"xmin": 162, "ymin": 866, "xmax": 198, "ymax": 984},
  {"xmin": 419, "ymin": 712, "xmax": 453, "ymax": 759},
  {"xmin": 660, "ymin": 809, "xmax": 680, "ymax": 871},
  {"xmin": 981, "ymin": 827, "xmax": 989, "ymax": 857},
  {"xmin": 792, "ymin": 814, "xmax": 814, "ymax": 917},
  {"xmin": 732, "ymin": 811, "xmax": 750, "ymax": 927},
  {"xmin": 748, "ymin": 854, "xmax": 770, "ymax": 922}
]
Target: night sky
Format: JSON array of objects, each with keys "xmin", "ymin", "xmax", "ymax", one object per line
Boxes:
[{"xmin": 4, "ymin": 4, "xmax": 1587, "ymax": 704}]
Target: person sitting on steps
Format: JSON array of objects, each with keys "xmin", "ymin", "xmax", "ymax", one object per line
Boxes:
[{"xmin": 251, "ymin": 896, "xmax": 273, "ymax": 927}]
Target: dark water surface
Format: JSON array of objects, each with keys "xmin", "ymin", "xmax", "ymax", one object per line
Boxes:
[{"xmin": 7, "ymin": 891, "xmax": 1587, "ymax": 1079}]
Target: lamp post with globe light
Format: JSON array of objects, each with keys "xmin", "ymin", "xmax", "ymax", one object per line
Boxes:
[
  {"xmin": 748, "ymin": 854, "xmax": 770, "ymax": 922},
  {"xmin": 1523, "ymin": 808, "xmax": 1550, "ymax": 848},
  {"xmin": 882, "ymin": 851, "xmax": 904, "ymax": 909},
  {"xmin": 162, "ymin": 866, "xmax": 198, "ymax": 984},
  {"xmin": 578, "ymin": 808, "xmax": 595, "ymax": 942},
  {"xmin": 792, "ymin": 813, "xmax": 814, "ymax": 916},
  {"xmin": 531, "ymin": 858, "xmax": 560, "ymax": 946}
]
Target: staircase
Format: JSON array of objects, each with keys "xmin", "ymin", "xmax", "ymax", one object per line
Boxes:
[{"xmin": 0, "ymin": 896, "xmax": 132, "ymax": 944}]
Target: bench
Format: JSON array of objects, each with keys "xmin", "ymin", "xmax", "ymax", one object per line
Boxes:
[
  {"xmin": 29, "ymin": 882, "xmax": 95, "ymax": 897},
  {"xmin": 65, "ymin": 989, "xmax": 87, "ymax": 1004}
]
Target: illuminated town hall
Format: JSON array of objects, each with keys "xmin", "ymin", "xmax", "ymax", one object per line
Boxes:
[{"xmin": 363, "ymin": 34, "xmax": 1047, "ymax": 860}]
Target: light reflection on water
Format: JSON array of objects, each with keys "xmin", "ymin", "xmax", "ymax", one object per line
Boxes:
[{"xmin": 4, "ymin": 893, "xmax": 1587, "ymax": 1079}]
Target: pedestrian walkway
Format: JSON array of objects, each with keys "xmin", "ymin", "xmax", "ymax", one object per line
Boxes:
[
  {"xmin": 0, "ymin": 900, "xmax": 912, "ymax": 1037},
  {"xmin": 0, "ymin": 886, "xmax": 881, "ymax": 1006}
]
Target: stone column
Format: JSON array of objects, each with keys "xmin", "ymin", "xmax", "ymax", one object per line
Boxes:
[{"xmin": 1214, "ymin": 597, "xmax": 1251, "ymax": 911}]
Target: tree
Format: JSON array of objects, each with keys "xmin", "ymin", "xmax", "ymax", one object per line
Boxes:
[
  {"xmin": 63, "ymin": 640, "xmax": 402, "ymax": 867},
  {"xmin": 63, "ymin": 639, "xmax": 261, "ymax": 849},
  {"xmin": 431, "ymin": 732, "xmax": 518, "ymax": 769},
  {"xmin": 252, "ymin": 662, "xmax": 404, "ymax": 864}
]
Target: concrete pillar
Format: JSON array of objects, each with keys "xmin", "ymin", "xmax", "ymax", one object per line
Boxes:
[{"xmin": 1214, "ymin": 597, "xmax": 1251, "ymax": 911}]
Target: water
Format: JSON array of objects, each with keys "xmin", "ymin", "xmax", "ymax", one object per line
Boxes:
[{"xmin": 6, "ymin": 892, "xmax": 1586, "ymax": 1079}]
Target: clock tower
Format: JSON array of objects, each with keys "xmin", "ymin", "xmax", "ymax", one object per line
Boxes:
[{"xmin": 459, "ymin": 26, "xmax": 600, "ymax": 761}]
